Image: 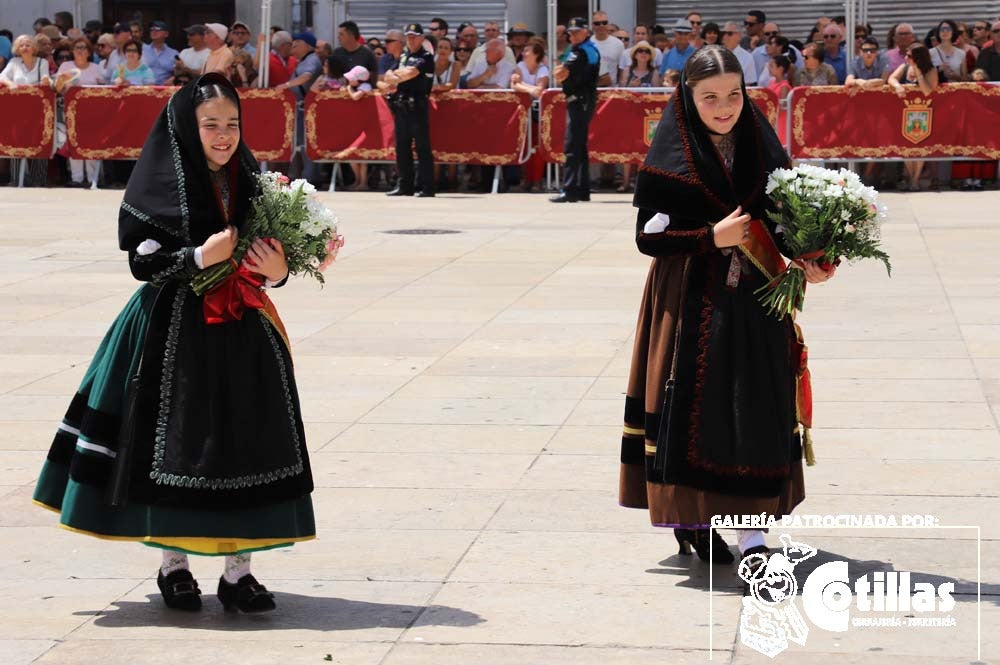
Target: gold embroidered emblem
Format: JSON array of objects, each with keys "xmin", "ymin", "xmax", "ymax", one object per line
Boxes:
[{"xmin": 902, "ymin": 97, "xmax": 932, "ymax": 144}]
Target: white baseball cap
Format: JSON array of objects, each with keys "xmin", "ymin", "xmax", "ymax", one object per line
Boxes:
[{"xmin": 205, "ymin": 23, "xmax": 228, "ymax": 41}]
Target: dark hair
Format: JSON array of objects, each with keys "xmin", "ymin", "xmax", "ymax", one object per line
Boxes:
[
  {"xmin": 122, "ymin": 37, "xmax": 144, "ymax": 54},
  {"xmin": 771, "ymin": 54, "xmax": 792, "ymax": 75},
  {"xmin": 804, "ymin": 42, "xmax": 825, "ymax": 62},
  {"xmin": 748, "ymin": 10, "xmax": 766, "ymax": 23},
  {"xmin": 33, "ymin": 17, "xmax": 52, "ymax": 29},
  {"xmin": 194, "ymin": 81, "xmax": 241, "ymax": 109},
  {"xmin": 701, "ymin": 21, "xmax": 720, "ymax": 39},
  {"xmin": 832, "ymin": 16, "xmax": 845, "ymax": 25},
  {"xmin": 651, "ymin": 24, "xmax": 666, "ymax": 36},
  {"xmin": 923, "ymin": 28, "xmax": 938, "ymax": 49},
  {"xmin": 54, "ymin": 11, "xmax": 74, "ymax": 29},
  {"xmin": 862, "ymin": 36, "xmax": 879, "ymax": 50},
  {"xmin": 908, "ymin": 44, "xmax": 934, "ymax": 73},
  {"xmin": 683, "ymin": 44, "xmax": 744, "ymax": 85},
  {"xmin": 430, "ymin": 17, "xmax": 448, "ymax": 32},
  {"xmin": 936, "ymin": 19, "xmax": 959, "ymax": 44},
  {"xmin": 886, "ymin": 23, "xmax": 897, "ymax": 50},
  {"xmin": 338, "ymin": 20, "xmax": 360, "ymax": 40},
  {"xmin": 788, "ymin": 39, "xmax": 805, "ymax": 51},
  {"xmin": 770, "ymin": 35, "xmax": 790, "ymax": 51},
  {"xmin": 806, "ymin": 26, "xmax": 820, "ymax": 43},
  {"xmin": 437, "ymin": 36, "xmax": 453, "ymax": 50},
  {"xmin": 0, "ymin": 29, "xmax": 14, "ymax": 41}
]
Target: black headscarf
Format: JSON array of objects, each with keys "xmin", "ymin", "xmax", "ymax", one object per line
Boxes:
[
  {"xmin": 633, "ymin": 65, "xmax": 789, "ymax": 225},
  {"xmin": 118, "ymin": 73, "xmax": 259, "ymax": 251}
]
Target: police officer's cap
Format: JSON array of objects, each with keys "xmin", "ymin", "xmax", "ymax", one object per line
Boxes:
[
  {"xmin": 566, "ymin": 17, "xmax": 589, "ymax": 31},
  {"xmin": 404, "ymin": 23, "xmax": 424, "ymax": 36}
]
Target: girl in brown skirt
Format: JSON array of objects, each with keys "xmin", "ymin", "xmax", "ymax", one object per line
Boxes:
[{"xmin": 619, "ymin": 46, "xmax": 835, "ymax": 566}]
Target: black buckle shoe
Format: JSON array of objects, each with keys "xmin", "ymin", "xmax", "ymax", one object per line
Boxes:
[
  {"xmin": 386, "ymin": 187, "xmax": 414, "ymax": 197},
  {"xmin": 549, "ymin": 193, "xmax": 578, "ymax": 203},
  {"xmin": 414, "ymin": 190, "xmax": 435, "ymax": 198},
  {"xmin": 157, "ymin": 569, "xmax": 202, "ymax": 611},
  {"xmin": 217, "ymin": 574, "xmax": 276, "ymax": 613}
]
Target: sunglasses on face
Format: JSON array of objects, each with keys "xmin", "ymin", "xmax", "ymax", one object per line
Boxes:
[
  {"xmin": 690, "ymin": 20, "xmax": 702, "ymax": 25},
  {"xmin": 745, "ymin": 21, "xmax": 758, "ymax": 27},
  {"xmin": 385, "ymin": 38, "xmax": 398, "ymax": 43},
  {"xmin": 993, "ymin": 29, "xmax": 1000, "ymax": 33},
  {"xmin": 861, "ymin": 48, "xmax": 877, "ymax": 53},
  {"xmin": 56, "ymin": 54, "xmax": 72, "ymax": 61},
  {"xmin": 721, "ymin": 31, "xmax": 737, "ymax": 36},
  {"xmin": 939, "ymin": 26, "xmax": 953, "ymax": 32},
  {"xmin": 456, "ymin": 47, "xmax": 471, "ymax": 52},
  {"xmin": 592, "ymin": 21, "xmax": 609, "ymax": 26},
  {"xmin": 125, "ymin": 48, "xmax": 139, "ymax": 53},
  {"xmin": 803, "ymin": 54, "xmax": 817, "ymax": 60},
  {"xmin": 763, "ymin": 31, "xmax": 778, "ymax": 37},
  {"xmin": 73, "ymin": 45, "xmax": 89, "ymax": 50},
  {"xmin": 823, "ymin": 34, "xmax": 839, "ymax": 39}
]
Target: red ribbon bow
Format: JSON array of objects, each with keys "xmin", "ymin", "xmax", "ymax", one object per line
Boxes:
[{"xmin": 202, "ymin": 262, "xmax": 267, "ymax": 325}]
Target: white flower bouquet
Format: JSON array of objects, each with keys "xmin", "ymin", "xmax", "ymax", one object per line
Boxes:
[
  {"xmin": 191, "ymin": 172, "xmax": 343, "ymax": 296},
  {"xmin": 758, "ymin": 165, "xmax": 891, "ymax": 318}
]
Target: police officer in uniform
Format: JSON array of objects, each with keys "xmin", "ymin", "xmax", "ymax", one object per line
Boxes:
[
  {"xmin": 384, "ymin": 23, "xmax": 436, "ymax": 197},
  {"xmin": 550, "ymin": 17, "xmax": 600, "ymax": 203}
]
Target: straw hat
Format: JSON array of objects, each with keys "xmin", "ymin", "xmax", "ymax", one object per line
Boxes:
[{"xmin": 630, "ymin": 40, "xmax": 655, "ymax": 60}]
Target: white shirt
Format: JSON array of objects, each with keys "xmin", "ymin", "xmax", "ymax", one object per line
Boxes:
[
  {"xmin": 0, "ymin": 57, "xmax": 49, "ymax": 85},
  {"xmin": 179, "ymin": 46, "xmax": 210, "ymax": 72},
  {"xmin": 732, "ymin": 46, "xmax": 758, "ymax": 85},
  {"xmin": 590, "ymin": 34, "xmax": 625, "ymax": 79},
  {"xmin": 467, "ymin": 58, "xmax": 516, "ymax": 88},
  {"xmin": 516, "ymin": 61, "xmax": 550, "ymax": 85},
  {"xmin": 464, "ymin": 42, "xmax": 515, "ymax": 74},
  {"xmin": 620, "ymin": 46, "xmax": 663, "ymax": 71}
]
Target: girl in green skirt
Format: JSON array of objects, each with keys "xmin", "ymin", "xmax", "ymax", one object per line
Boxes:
[{"xmin": 33, "ymin": 73, "xmax": 316, "ymax": 613}]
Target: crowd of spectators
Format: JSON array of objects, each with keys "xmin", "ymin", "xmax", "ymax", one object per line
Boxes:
[{"xmin": 2, "ymin": 9, "xmax": 999, "ymax": 191}]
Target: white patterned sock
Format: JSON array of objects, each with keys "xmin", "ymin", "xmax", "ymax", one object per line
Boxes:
[
  {"xmin": 160, "ymin": 550, "xmax": 190, "ymax": 576},
  {"xmin": 223, "ymin": 553, "xmax": 252, "ymax": 584},
  {"xmin": 737, "ymin": 529, "xmax": 766, "ymax": 554}
]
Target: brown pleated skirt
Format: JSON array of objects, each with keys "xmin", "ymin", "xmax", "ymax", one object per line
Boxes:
[{"xmin": 619, "ymin": 256, "xmax": 805, "ymax": 528}]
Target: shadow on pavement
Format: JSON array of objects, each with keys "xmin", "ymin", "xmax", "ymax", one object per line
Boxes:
[{"xmin": 78, "ymin": 592, "xmax": 485, "ymax": 631}]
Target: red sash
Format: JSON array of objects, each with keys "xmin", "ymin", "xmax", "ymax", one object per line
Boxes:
[
  {"xmin": 203, "ymin": 260, "xmax": 267, "ymax": 325},
  {"xmin": 738, "ymin": 220, "xmax": 816, "ymax": 466}
]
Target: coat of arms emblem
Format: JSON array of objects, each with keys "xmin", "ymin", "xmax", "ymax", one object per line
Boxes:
[
  {"xmin": 644, "ymin": 109, "xmax": 662, "ymax": 147},
  {"xmin": 902, "ymin": 98, "xmax": 932, "ymax": 144}
]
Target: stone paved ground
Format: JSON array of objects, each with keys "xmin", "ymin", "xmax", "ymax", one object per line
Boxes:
[{"xmin": 0, "ymin": 188, "xmax": 996, "ymax": 664}]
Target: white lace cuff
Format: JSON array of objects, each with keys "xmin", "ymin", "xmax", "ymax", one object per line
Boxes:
[
  {"xmin": 136, "ymin": 239, "xmax": 162, "ymax": 255},
  {"xmin": 643, "ymin": 212, "xmax": 670, "ymax": 233}
]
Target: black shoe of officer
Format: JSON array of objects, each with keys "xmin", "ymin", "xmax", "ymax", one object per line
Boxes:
[
  {"xmin": 549, "ymin": 192, "xmax": 578, "ymax": 203},
  {"xmin": 386, "ymin": 187, "xmax": 414, "ymax": 197},
  {"xmin": 414, "ymin": 190, "xmax": 435, "ymax": 198}
]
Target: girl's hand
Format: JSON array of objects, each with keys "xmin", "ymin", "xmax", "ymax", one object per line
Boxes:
[
  {"xmin": 713, "ymin": 206, "xmax": 752, "ymax": 248},
  {"xmin": 242, "ymin": 238, "xmax": 288, "ymax": 282},
  {"xmin": 201, "ymin": 225, "xmax": 239, "ymax": 266},
  {"xmin": 801, "ymin": 259, "xmax": 836, "ymax": 283}
]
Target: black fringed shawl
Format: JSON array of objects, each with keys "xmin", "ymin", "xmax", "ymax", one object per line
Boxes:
[{"xmin": 632, "ymin": 70, "xmax": 789, "ymax": 254}]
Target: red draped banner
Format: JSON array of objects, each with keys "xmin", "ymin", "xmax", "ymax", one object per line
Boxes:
[
  {"xmin": 538, "ymin": 87, "xmax": 779, "ymax": 164},
  {"xmin": 64, "ymin": 86, "xmax": 295, "ymax": 161},
  {"xmin": 305, "ymin": 89, "xmax": 532, "ymax": 164},
  {"xmin": 789, "ymin": 83, "xmax": 1000, "ymax": 159},
  {"xmin": 0, "ymin": 86, "xmax": 55, "ymax": 158}
]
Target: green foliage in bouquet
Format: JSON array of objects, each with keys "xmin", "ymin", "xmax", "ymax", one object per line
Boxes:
[
  {"xmin": 191, "ymin": 173, "xmax": 338, "ymax": 296},
  {"xmin": 757, "ymin": 165, "xmax": 891, "ymax": 318}
]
